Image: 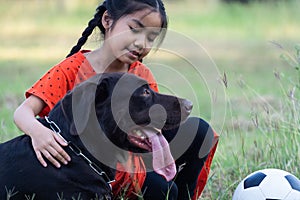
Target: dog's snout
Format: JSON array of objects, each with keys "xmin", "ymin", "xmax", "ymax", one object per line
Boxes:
[
  {"xmin": 180, "ymin": 99, "xmax": 193, "ymax": 120},
  {"xmin": 183, "ymin": 99, "xmax": 193, "ymax": 112},
  {"xmin": 178, "ymin": 98, "xmax": 193, "ymax": 121},
  {"xmin": 182, "ymin": 99, "xmax": 193, "ymax": 112}
]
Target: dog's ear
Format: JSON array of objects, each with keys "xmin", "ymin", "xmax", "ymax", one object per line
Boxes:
[
  {"xmin": 95, "ymin": 78, "xmax": 110, "ymax": 106},
  {"xmin": 69, "ymin": 75, "xmax": 109, "ymax": 136}
]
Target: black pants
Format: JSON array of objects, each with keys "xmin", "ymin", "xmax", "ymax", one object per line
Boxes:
[{"xmin": 141, "ymin": 117, "xmax": 214, "ymax": 200}]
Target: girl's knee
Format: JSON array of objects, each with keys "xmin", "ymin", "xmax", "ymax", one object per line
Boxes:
[
  {"xmin": 184, "ymin": 117, "xmax": 213, "ymax": 142},
  {"xmin": 188, "ymin": 117, "xmax": 211, "ymax": 136},
  {"xmin": 180, "ymin": 117, "xmax": 214, "ymax": 159},
  {"xmin": 194, "ymin": 117, "xmax": 214, "ymax": 159}
]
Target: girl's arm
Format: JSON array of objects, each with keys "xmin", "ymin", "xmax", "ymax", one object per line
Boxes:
[{"xmin": 13, "ymin": 95, "xmax": 71, "ymax": 168}]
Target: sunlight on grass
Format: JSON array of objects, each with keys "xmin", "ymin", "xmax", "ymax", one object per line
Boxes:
[{"xmin": 167, "ymin": 0, "xmax": 300, "ymax": 40}]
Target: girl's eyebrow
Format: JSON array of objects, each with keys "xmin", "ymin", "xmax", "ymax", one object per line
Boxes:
[
  {"xmin": 132, "ymin": 19, "xmax": 145, "ymax": 28},
  {"xmin": 132, "ymin": 19, "xmax": 161, "ymax": 35}
]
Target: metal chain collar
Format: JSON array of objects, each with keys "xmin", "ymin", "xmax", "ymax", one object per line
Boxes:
[{"xmin": 45, "ymin": 116, "xmax": 115, "ymax": 185}]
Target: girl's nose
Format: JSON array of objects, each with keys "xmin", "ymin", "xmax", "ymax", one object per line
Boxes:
[{"xmin": 134, "ymin": 35, "xmax": 146, "ymax": 50}]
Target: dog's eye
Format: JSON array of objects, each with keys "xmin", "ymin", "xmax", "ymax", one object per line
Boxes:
[{"xmin": 142, "ymin": 88, "xmax": 151, "ymax": 97}]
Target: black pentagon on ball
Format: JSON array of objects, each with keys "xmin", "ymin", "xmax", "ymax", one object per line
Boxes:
[
  {"xmin": 244, "ymin": 172, "xmax": 267, "ymax": 189},
  {"xmin": 285, "ymin": 174, "xmax": 300, "ymax": 192}
]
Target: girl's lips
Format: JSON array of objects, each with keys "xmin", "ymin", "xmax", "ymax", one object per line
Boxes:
[{"xmin": 127, "ymin": 50, "xmax": 141, "ymax": 60}]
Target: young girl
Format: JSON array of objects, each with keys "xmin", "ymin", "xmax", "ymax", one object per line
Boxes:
[{"xmin": 14, "ymin": 0, "xmax": 218, "ymax": 199}]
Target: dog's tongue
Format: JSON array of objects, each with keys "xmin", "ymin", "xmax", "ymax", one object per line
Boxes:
[{"xmin": 142, "ymin": 128, "xmax": 176, "ymax": 181}]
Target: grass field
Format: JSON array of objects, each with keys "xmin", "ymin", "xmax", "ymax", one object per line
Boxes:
[{"xmin": 1, "ymin": 0, "xmax": 300, "ymax": 199}]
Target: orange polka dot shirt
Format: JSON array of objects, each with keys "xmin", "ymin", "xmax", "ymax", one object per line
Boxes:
[{"xmin": 25, "ymin": 50, "xmax": 159, "ymax": 117}]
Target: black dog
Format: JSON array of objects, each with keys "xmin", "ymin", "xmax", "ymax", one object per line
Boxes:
[{"xmin": 0, "ymin": 73, "xmax": 192, "ymax": 200}]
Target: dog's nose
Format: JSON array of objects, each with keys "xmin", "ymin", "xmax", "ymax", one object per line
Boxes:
[
  {"xmin": 180, "ymin": 99, "xmax": 193, "ymax": 120},
  {"xmin": 183, "ymin": 99, "xmax": 193, "ymax": 112}
]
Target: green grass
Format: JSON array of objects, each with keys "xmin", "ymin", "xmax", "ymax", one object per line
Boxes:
[{"xmin": 1, "ymin": 0, "xmax": 300, "ymax": 199}]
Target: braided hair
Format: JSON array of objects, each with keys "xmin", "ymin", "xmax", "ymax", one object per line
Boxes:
[{"xmin": 66, "ymin": 0, "xmax": 168, "ymax": 58}]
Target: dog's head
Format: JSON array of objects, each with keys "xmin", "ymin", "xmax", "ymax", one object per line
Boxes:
[{"xmin": 57, "ymin": 73, "xmax": 192, "ymax": 154}]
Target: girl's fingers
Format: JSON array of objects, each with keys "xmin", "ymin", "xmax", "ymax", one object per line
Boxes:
[
  {"xmin": 32, "ymin": 131, "xmax": 71, "ymax": 167},
  {"xmin": 35, "ymin": 150, "xmax": 47, "ymax": 167},
  {"xmin": 51, "ymin": 135, "xmax": 71, "ymax": 163},
  {"xmin": 53, "ymin": 132, "xmax": 68, "ymax": 146},
  {"xmin": 41, "ymin": 148, "xmax": 61, "ymax": 168},
  {"xmin": 47, "ymin": 145, "xmax": 68, "ymax": 165}
]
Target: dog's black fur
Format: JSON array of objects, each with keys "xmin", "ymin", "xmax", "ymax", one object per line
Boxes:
[{"xmin": 0, "ymin": 73, "xmax": 192, "ymax": 200}]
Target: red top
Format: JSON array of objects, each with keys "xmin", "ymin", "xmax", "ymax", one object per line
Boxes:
[
  {"xmin": 25, "ymin": 50, "xmax": 218, "ymax": 199},
  {"xmin": 26, "ymin": 50, "xmax": 158, "ymax": 117}
]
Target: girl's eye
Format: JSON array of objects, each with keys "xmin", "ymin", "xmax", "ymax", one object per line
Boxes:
[
  {"xmin": 147, "ymin": 33, "xmax": 159, "ymax": 43},
  {"xmin": 147, "ymin": 36, "xmax": 156, "ymax": 43},
  {"xmin": 129, "ymin": 26, "xmax": 139, "ymax": 33}
]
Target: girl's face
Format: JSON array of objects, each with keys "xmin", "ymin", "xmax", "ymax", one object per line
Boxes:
[{"xmin": 104, "ymin": 9, "xmax": 162, "ymax": 65}]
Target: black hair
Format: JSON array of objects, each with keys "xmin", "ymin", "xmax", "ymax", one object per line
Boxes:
[{"xmin": 67, "ymin": 0, "xmax": 168, "ymax": 58}]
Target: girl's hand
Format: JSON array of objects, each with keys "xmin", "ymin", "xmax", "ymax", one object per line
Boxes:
[
  {"xmin": 14, "ymin": 95, "xmax": 71, "ymax": 168},
  {"xmin": 30, "ymin": 124, "xmax": 71, "ymax": 168}
]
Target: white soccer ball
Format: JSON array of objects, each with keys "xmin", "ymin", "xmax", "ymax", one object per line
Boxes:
[{"xmin": 232, "ymin": 168, "xmax": 300, "ymax": 200}]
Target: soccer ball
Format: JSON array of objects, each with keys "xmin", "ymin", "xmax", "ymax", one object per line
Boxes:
[{"xmin": 232, "ymin": 168, "xmax": 300, "ymax": 200}]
